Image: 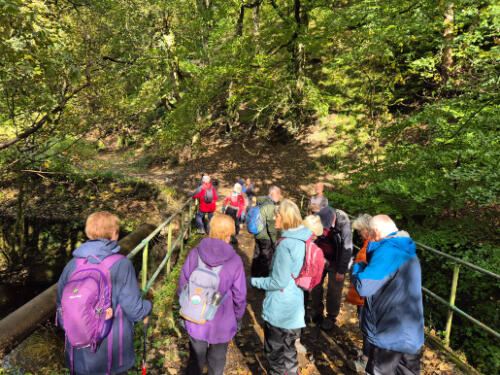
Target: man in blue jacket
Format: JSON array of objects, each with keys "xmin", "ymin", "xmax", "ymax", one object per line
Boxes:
[{"xmin": 352, "ymin": 215, "xmax": 424, "ymax": 375}]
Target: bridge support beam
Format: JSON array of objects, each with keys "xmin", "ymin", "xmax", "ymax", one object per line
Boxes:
[{"xmin": 0, "ymin": 223, "xmax": 156, "ymax": 356}]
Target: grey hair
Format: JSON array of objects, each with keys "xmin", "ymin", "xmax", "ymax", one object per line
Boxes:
[
  {"xmin": 269, "ymin": 185, "xmax": 281, "ymax": 195},
  {"xmin": 370, "ymin": 215, "xmax": 398, "ymax": 238},
  {"xmin": 352, "ymin": 214, "xmax": 372, "ymax": 232},
  {"xmin": 202, "ymin": 175, "xmax": 210, "ymax": 183}
]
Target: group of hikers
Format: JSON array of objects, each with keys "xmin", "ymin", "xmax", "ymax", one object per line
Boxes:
[{"xmin": 55, "ymin": 176, "xmax": 424, "ymax": 375}]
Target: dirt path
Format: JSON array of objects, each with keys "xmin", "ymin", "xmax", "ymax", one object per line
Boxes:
[
  {"xmin": 96, "ymin": 141, "xmax": 461, "ymax": 375},
  {"xmin": 160, "ymin": 181, "xmax": 460, "ymax": 375}
]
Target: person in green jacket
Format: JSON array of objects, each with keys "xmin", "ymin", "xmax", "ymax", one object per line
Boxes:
[
  {"xmin": 251, "ymin": 185, "xmax": 282, "ymax": 277},
  {"xmin": 251, "ymin": 199, "xmax": 310, "ymax": 375}
]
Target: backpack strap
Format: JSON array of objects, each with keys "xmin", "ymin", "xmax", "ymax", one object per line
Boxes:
[
  {"xmin": 101, "ymin": 253, "xmax": 125, "ymax": 269},
  {"xmin": 107, "ymin": 322, "xmax": 113, "ymax": 375},
  {"xmin": 74, "ymin": 253, "xmax": 124, "ymax": 268}
]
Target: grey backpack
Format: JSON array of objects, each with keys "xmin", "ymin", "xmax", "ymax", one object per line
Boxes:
[
  {"xmin": 179, "ymin": 251, "xmax": 225, "ymax": 324},
  {"xmin": 204, "ymin": 187, "xmax": 214, "ymax": 204}
]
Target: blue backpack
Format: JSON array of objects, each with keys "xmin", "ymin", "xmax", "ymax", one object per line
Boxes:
[{"xmin": 246, "ymin": 202, "xmax": 273, "ymax": 235}]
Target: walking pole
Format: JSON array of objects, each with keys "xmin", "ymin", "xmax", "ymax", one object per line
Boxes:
[{"xmin": 142, "ymin": 316, "xmax": 150, "ymax": 375}]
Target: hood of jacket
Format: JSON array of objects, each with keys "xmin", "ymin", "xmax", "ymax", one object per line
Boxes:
[
  {"xmin": 73, "ymin": 239, "xmax": 121, "ymax": 261},
  {"xmin": 369, "ymin": 231, "xmax": 415, "ymax": 256},
  {"xmin": 364, "ymin": 230, "xmax": 416, "ymax": 279},
  {"xmin": 281, "ymin": 225, "xmax": 312, "ymax": 242},
  {"xmin": 197, "ymin": 237, "xmax": 236, "ymax": 267}
]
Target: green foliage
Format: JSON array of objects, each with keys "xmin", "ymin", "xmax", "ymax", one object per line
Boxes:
[{"xmin": 0, "ymin": 0, "xmax": 499, "ymax": 372}]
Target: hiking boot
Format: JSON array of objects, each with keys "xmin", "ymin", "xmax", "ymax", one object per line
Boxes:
[
  {"xmin": 196, "ymin": 228, "xmax": 206, "ymax": 235},
  {"xmin": 311, "ymin": 314, "xmax": 324, "ymax": 325},
  {"xmin": 320, "ymin": 317, "xmax": 336, "ymax": 331}
]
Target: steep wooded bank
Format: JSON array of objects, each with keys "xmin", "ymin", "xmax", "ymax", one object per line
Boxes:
[{"xmin": 0, "ymin": 0, "xmax": 498, "ymax": 372}]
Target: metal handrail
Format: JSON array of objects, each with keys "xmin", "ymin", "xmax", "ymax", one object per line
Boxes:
[
  {"xmin": 127, "ymin": 198, "xmax": 196, "ymax": 294},
  {"xmin": 415, "ymin": 241, "xmax": 500, "ymax": 280}
]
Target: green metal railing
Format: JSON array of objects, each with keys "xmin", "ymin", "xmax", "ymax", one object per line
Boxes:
[
  {"xmin": 415, "ymin": 241, "xmax": 500, "ymax": 345},
  {"xmin": 126, "ymin": 198, "xmax": 196, "ymax": 294}
]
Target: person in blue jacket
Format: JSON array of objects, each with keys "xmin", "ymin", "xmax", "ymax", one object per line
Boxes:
[
  {"xmin": 56, "ymin": 212, "xmax": 151, "ymax": 375},
  {"xmin": 251, "ymin": 199, "xmax": 310, "ymax": 375},
  {"xmin": 352, "ymin": 214, "xmax": 424, "ymax": 375}
]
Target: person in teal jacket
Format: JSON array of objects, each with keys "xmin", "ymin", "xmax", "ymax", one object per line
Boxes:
[{"xmin": 251, "ymin": 199, "xmax": 310, "ymax": 375}]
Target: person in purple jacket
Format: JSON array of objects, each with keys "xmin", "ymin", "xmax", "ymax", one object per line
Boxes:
[{"xmin": 178, "ymin": 214, "xmax": 247, "ymax": 375}]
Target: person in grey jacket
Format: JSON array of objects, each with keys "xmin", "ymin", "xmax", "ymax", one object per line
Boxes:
[
  {"xmin": 308, "ymin": 182, "xmax": 328, "ymax": 212},
  {"xmin": 311, "ymin": 206, "xmax": 353, "ymax": 330}
]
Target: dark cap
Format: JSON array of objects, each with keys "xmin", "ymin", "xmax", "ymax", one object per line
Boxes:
[{"xmin": 315, "ymin": 206, "xmax": 336, "ymax": 229}]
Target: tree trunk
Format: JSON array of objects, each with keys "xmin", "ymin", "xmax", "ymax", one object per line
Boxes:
[
  {"xmin": 196, "ymin": 0, "xmax": 213, "ymax": 59},
  {"xmin": 292, "ymin": 0, "xmax": 308, "ymax": 125},
  {"xmin": 252, "ymin": 5, "xmax": 260, "ymax": 54},
  {"xmin": 12, "ymin": 179, "xmax": 27, "ymax": 266},
  {"xmin": 442, "ymin": 2, "xmax": 454, "ymax": 81}
]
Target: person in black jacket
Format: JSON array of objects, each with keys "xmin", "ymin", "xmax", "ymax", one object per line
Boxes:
[{"xmin": 310, "ymin": 206, "xmax": 352, "ymax": 330}]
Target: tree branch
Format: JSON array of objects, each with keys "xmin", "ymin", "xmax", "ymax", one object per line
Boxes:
[
  {"xmin": 102, "ymin": 56, "xmax": 135, "ymax": 65},
  {"xmin": 0, "ymin": 82, "xmax": 90, "ymax": 151},
  {"xmin": 268, "ymin": 0, "xmax": 291, "ymax": 23}
]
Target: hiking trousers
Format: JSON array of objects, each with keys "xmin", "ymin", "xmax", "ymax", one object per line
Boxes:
[
  {"xmin": 186, "ymin": 336, "xmax": 229, "ymax": 375},
  {"xmin": 366, "ymin": 345, "xmax": 422, "ymax": 375},
  {"xmin": 225, "ymin": 207, "xmax": 240, "ymax": 235},
  {"xmin": 251, "ymin": 239, "xmax": 275, "ymax": 277},
  {"xmin": 264, "ymin": 321, "xmax": 301, "ymax": 375},
  {"xmin": 310, "ymin": 263, "xmax": 345, "ymax": 322},
  {"xmin": 196, "ymin": 210, "xmax": 214, "ymax": 234}
]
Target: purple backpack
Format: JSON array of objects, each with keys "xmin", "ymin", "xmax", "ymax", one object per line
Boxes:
[{"xmin": 57, "ymin": 254, "xmax": 124, "ymax": 373}]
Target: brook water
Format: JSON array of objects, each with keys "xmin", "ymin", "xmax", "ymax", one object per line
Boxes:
[{"xmin": 0, "ymin": 215, "xmax": 85, "ymax": 319}]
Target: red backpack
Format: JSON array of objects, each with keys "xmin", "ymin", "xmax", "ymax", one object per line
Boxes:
[{"xmin": 279, "ymin": 235, "xmax": 325, "ymax": 291}]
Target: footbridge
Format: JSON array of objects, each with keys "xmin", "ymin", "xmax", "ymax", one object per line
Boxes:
[{"xmin": 1, "ymin": 197, "xmax": 498, "ymax": 375}]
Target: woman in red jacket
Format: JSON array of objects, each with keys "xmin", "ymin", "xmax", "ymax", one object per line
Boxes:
[
  {"xmin": 192, "ymin": 175, "xmax": 218, "ymax": 234},
  {"xmin": 222, "ymin": 183, "xmax": 246, "ymax": 235}
]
